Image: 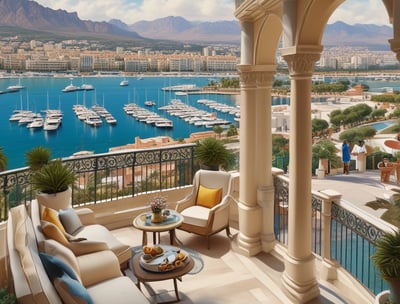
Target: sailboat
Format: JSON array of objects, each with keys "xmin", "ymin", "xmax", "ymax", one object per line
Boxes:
[{"xmin": 7, "ymin": 77, "xmax": 25, "ymax": 92}]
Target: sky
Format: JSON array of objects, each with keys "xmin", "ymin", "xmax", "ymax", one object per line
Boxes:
[{"xmin": 34, "ymin": 0, "xmax": 391, "ymax": 26}]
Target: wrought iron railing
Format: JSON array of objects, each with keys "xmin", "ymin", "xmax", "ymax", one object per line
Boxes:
[
  {"xmin": 0, "ymin": 144, "xmax": 196, "ymax": 221},
  {"xmin": 273, "ymin": 173, "xmax": 390, "ymax": 296}
]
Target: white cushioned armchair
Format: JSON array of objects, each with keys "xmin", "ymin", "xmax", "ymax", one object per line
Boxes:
[{"xmin": 175, "ymin": 169, "xmax": 233, "ymax": 249}]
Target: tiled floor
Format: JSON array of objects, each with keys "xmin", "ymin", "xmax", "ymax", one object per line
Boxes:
[{"xmin": 111, "ymin": 226, "xmax": 367, "ymax": 304}]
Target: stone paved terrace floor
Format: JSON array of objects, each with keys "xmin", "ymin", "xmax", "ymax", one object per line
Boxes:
[{"xmin": 107, "ymin": 169, "xmax": 393, "ymax": 304}]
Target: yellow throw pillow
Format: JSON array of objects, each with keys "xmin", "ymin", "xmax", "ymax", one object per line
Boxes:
[
  {"xmin": 42, "ymin": 207, "xmax": 66, "ymax": 234},
  {"xmin": 196, "ymin": 185, "xmax": 222, "ymax": 208},
  {"xmin": 41, "ymin": 220, "xmax": 69, "ymax": 246}
]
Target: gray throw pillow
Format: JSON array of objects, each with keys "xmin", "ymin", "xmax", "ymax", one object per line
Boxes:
[{"xmin": 59, "ymin": 208, "xmax": 83, "ymax": 235}]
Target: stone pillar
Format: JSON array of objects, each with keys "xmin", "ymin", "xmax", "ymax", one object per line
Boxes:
[
  {"xmin": 280, "ymin": 51, "xmax": 321, "ymax": 302},
  {"xmin": 318, "ymin": 189, "xmax": 342, "ymax": 281},
  {"xmin": 237, "ymin": 65, "xmax": 262, "ymax": 256},
  {"xmin": 256, "ymin": 68, "xmax": 276, "ymax": 251}
]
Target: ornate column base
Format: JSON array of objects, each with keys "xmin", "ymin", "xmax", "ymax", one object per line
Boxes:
[
  {"xmin": 282, "ymin": 253, "xmax": 320, "ymax": 303},
  {"xmin": 257, "ymin": 185, "xmax": 276, "ymax": 252},
  {"xmin": 236, "ymin": 202, "xmax": 262, "ymax": 256}
]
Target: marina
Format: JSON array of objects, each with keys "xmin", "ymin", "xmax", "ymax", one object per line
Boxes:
[
  {"xmin": 0, "ymin": 75, "xmax": 238, "ymax": 169},
  {"xmin": 1, "ymin": 73, "xmax": 399, "ymax": 170}
]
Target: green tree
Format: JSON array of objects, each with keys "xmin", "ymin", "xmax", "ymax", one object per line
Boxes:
[
  {"xmin": 213, "ymin": 125, "xmax": 224, "ymax": 138},
  {"xmin": 226, "ymin": 124, "xmax": 238, "ymax": 137},
  {"xmin": 312, "ymin": 118, "xmax": 329, "ymax": 137},
  {"xmin": 272, "ymin": 135, "xmax": 289, "ymax": 155},
  {"xmin": 371, "ymin": 109, "xmax": 387, "ymax": 119}
]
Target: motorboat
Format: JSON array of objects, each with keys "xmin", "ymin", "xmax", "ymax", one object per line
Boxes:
[
  {"xmin": 62, "ymin": 79, "xmax": 81, "ymax": 92},
  {"xmin": 120, "ymin": 79, "xmax": 129, "ymax": 86},
  {"xmin": 85, "ymin": 114, "xmax": 103, "ymax": 127},
  {"xmin": 105, "ymin": 115, "xmax": 117, "ymax": 125},
  {"xmin": 144, "ymin": 101, "xmax": 156, "ymax": 107},
  {"xmin": 81, "ymin": 84, "xmax": 94, "ymax": 91},
  {"xmin": 43, "ymin": 117, "xmax": 61, "ymax": 131},
  {"xmin": 27, "ymin": 117, "xmax": 44, "ymax": 129}
]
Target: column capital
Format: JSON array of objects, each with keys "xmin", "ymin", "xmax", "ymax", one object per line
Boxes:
[
  {"xmin": 238, "ymin": 65, "xmax": 275, "ymax": 88},
  {"xmin": 283, "ymin": 53, "xmax": 321, "ymax": 77}
]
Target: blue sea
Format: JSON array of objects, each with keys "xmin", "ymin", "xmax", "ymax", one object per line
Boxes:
[{"xmin": 0, "ymin": 75, "xmax": 240, "ymax": 170}]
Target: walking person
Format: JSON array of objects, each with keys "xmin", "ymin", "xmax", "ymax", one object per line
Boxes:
[{"xmin": 342, "ymin": 140, "xmax": 351, "ymax": 174}]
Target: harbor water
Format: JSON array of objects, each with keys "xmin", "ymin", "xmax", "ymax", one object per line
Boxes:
[{"xmin": 0, "ymin": 75, "xmax": 239, "ymax": 169}]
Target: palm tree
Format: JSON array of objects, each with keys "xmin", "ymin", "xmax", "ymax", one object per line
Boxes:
[{"xmin": 0, "ymin": 148, "xmax": 7, "ymax": 172}]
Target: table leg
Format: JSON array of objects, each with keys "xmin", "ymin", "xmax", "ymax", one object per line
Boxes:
[
  {"xmin": 169, "ymin": 229, "xmax": 183, "ymax": 245},
  {"xmin": 142, "ymin": 232, "xmax": 147, "ymax": 245},
  {"xmin": 173, "ymin": 278, "xmax": 179, "ymax": 301}
]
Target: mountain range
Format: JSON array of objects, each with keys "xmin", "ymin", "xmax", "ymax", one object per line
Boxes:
[{"xmin": 0, "ymin": 0, "xmax": 394, "ymax": 48}]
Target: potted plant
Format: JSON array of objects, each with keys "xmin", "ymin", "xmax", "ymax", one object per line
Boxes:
[
  {"xmin": 25, "ymin": 146, "xmax": 51, "ymax": 171},
  {"xmin": 194, "ymin": 137, "xmax": 235, "ymax": 171},
  {"xmin": 312, "ymin": 140, "xmax": 339, "ymax": 178},
  {"xmin": 371, "ymin": 230, "xmax": 400, "ymax": 304},
  {"xmin": 31, "ymin": 158, "xmax": 77, "ymax": 209}
]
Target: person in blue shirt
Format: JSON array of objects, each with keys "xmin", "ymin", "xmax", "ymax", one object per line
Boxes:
[{"xmin": 342, "ymin": 140, "xmax": 351, "ymax": 174}]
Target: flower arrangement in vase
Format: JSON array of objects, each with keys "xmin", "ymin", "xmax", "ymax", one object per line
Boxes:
[{"xmin": 149, "ymin": 195, "xmax": 167, "ymax": 223}]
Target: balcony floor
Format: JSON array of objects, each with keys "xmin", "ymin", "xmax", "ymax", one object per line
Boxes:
[{"xmin": 111, "ymin": 226, "xmax": 372, "ymax": 304}]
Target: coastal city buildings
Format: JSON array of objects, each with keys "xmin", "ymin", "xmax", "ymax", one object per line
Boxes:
[{"xmin": 0, "ymin": 37, "xmax": 398, "ymax": 74}]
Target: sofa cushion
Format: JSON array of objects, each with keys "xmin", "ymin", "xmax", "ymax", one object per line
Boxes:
[
  {"xmin": 54, "ymin": 273, "xmax": 94, "ymax": 304},
  {"xmin": 41, "ymin": 220, "xmax": 69, "ymax": 246},
  {"xmin": 42, "ymin": 239, "xmax": 81, "ymax": 283},
  {"xmin": 196, "ymin": 185, "xmax": 222, "ymax": 208},
  {"xmin": 42, "ymin": 206, "xmax": 66, "ymax": 233},
  {"xmin": 41, "ymin": 221, "xmax": 108, "ymax": 256},
  {"xmin": 73, "ymin": 225, "xmax": 131, "ymax": 264},
  {"xmin": 39, "ymin": 252, "xmax": 79, "ymax": 282},
  {"xmin": 87, "ymin": 277, "xmax": 149, "ymax": 304},
  {"xmin": 181, "ymin": 205, "xmax": 210, "ymax": 227},
  {"xmin": 59, "ymin": 208, "xmax": 83, "ymax": 235}
]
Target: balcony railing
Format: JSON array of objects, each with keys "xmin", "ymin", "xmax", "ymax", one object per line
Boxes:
[
  {"xmin": 273, "ymin": 174, "xmax": 391, "ymax": 297},
  {"xmin": 0, "ymin": 142, "xmax": 392, "ymax": 297},
  {"xmin": 0, "ymin": 144, "xmax": 196, "ymax": 221}
]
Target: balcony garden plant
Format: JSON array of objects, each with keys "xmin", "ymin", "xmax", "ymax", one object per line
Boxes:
[
  {"xmin": 312, "ymin": 140, "xmax": 339, "ymax": 178},
  {"xmin": 371, "ymin": 230, "xmax": 400, "ymax": 304},
  {"xmin": 26, "ymin": 147, "xmax": 77, "ymax": 209},
  {"xmin": 194, "ymin": 137, "xmax": 235, "ymax": 171}
]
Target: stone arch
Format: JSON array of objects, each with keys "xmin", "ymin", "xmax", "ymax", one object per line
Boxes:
[{"xmin": 254, "ymin": 13, "xmax": 282, "ymax": 65}]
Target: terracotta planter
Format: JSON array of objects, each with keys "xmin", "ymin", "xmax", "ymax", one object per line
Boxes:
[{"xmin": 36, "ymin": 187, "xmax": 72, "ymax": 210}]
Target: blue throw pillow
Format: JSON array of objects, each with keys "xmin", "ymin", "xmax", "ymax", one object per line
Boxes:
[
  {"xmin": 54, "ymin": 272, "xmax": 93, "ymax": 304},
  {"xmin": 39, "ymin": 252, "xmax": 78, "ymax": 281}
]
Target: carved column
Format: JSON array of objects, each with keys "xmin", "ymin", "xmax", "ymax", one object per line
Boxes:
[
  {"xmin": 256, "ymin": 68, "xmax": 276, "ymax": 251},
  {"xmin": 236, "ymin": 65, "xmax": 262, "ymax": 256},
  {"xmin": 280, "ymin": 52, "xmax": 321, "ymax": 302}
]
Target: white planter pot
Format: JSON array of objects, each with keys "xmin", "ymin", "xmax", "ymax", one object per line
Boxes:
[
  {"xmin": 36, "ymin": 187, "xmax": 72, "ymax": 210},
  {"xmin": 375, "ymin": 290, "xmax": 390, "ymax": 304}
]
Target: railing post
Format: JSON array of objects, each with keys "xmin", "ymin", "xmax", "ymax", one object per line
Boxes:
[{"xmin": 318, "ymin": 189, "xmax": 342, "ymax": 281}]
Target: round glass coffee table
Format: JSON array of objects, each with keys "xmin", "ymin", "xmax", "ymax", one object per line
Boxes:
[{"xmin": 133, "ymin": 209, "xmax": 184, "ymax": 245}]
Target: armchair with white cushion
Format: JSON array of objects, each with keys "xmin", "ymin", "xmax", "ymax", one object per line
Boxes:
[{"xmin": 175, "ymin": 169, "xmax": 233, "ymax": 249}]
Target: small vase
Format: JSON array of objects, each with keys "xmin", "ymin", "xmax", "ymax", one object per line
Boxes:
[{"xmin": 151, "ymin": 212, "xmax": 163, "ymax": 223}]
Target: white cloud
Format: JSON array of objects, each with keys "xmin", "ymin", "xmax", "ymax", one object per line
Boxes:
[
  {"xmin": 328, "ymin": 0, "xmax": 391, "ymax": 25},
  {"xmin": 34, "ymin": 0, "xmax": 392, "ymax": 26},
  {"xmin": 35, "ymin": 0, "xmax": 235, "ymax": 24}
]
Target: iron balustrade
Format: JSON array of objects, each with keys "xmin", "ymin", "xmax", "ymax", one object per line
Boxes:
[
  {"xmin": 273, "ymin": 174, "xmax": 391, "ymax": 296},
  {"xmin": 0, "ymin": 144, "xmax": 196, "ymax": 221}
]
